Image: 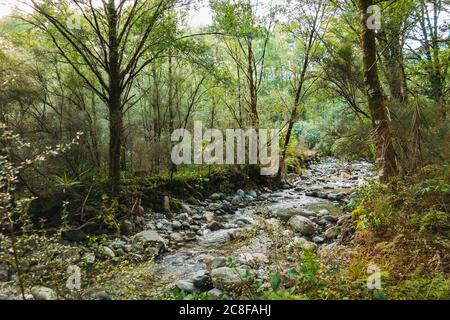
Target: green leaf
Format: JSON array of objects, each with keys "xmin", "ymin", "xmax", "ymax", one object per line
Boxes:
[
  {"xmin": 286, "ymin": 269, "xmax": 300, "ymax": 278},
  {"xmin": 270, "ymin": 272, "xmax": 282, "ymax": 291}
]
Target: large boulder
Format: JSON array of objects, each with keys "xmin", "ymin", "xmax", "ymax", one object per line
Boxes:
[
  {"xmin": 200, "ymin": 229, "xmax": 236, "ymax": 247},
  {"xmin": 133, "ymin": 230, "xmax": 167, "ymax": 256},
  {"xmin": 175, "ymin": 280, "xmax": 198, "ymax": 293},
  {"xmin": 192, "ymin": 270, "xmax": 213, "ymax": 290},
  {"xmin": 269, "ymin": 206, "xmax": 311, "ymax": 221},
  {"xmin": 211, "ymin": 267, "xmax": 245, "ymax": 291},
  {"xmin": 325, "ymin": 226, "xmax": 341, "ymax": 240},
  {"xmin": 206, "ymin": 257, "xmax": 227, "ymax": 270},
  {"xmin": 288, "ymin": 216, "xmax": 316, "ymax": 236},
  {"xmin": 31, "ymin": 286, "xmax": 57, "ymax": 300}
]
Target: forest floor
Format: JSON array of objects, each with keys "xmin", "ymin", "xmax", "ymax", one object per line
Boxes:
[{"xmin": 2, "ymin": 158, "xmax": 447, "ymax": 300}]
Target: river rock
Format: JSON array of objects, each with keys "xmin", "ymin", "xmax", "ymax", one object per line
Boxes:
[
  {"xmin": 31, "ymin": 286, "xmax": 57, "ymax": 300},
  {"xmin": 247, "ymin": 190, "xmax": 257, "ymax": 198},
  {"xmin": 172, "ymin": 220, "xmax": 182, "ymax": 230},
  {"xmin": 288, "ymin": 215, "xmax": 316, "ymax": 236},
  {"xmin": 177, "ymin": 213, "xmax": 189, "ymax": 221},
  {"xmin": 231, "ymin": 195, "xmax": 241, "ymax": 205},
  {"xmin": 270, "ymin": 206, "xmax": 305, "ymax": 221},
  {"xmin": 176, "ymin": 280, "xmax": 198, "ymax": 293},
  {"xmin": 204, "ymin": 211, "xmax": 215, "ymax": 222},
  {"xmin": 200, "ymin": 229, "xmax": 234, "ymax": 246},
  {"xmin": 211, "ymin": 267, "xmax": 245, "ymax": 291},
  {"xmin": 325, "ymin": 226, "xmax": 341, "ymax": 239},
  {"xmin": 313, "ymin": 236, "xmax": 325, "ymax": 244},
  {"xmin": 207, "ymin": 221, "xmax": 224, "ymax": 231},
  {"xmin": 208, "ymin": 202, "xmax": 223, "ymax": 211},
  {"xmin": 170, "ymin": 232, "xmax": 183, "ymax": 242},
  {"xmin": 236, "ymin": 189, "xmax": 246, "ymax": 198},
  {"xmin": 209, "ymin": 193, "xmax": 223, "ymax": 201},
  {"xmin": 181, "ymin": 203, "xmax": 193, "ymax": 214},
  {"xmin": 99, "ymin": 246, "xmax": 116, "ymax": 259},
  {"xmin": 192, "ymin": 270, "xmax": 213, "ymax": 290},
  {"xmin": 291, "ymin": 237, "xmax": 317, "ymax": 251},
  {"xmin": 207, "ymin": 257, "xmax": 227, "ymax": 270},
  {"xmin": 208, "ymin": 288, "xmax": 226, "ymax": 298},
  {"xmin": 133, "ymin": 230, "xmax": 167, "ymax": 256},
  {"xmin": 323, "ymin": 215, "xmax": 338, "ymax": 223}
]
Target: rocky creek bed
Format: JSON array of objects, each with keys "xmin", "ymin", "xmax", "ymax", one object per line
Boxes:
[{"xmin": 0, "ymin": 158, "xmax": 377, "ymax": 300}]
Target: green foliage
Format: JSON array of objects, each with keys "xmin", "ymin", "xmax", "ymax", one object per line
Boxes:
[
  {"xmin": 99, "ymin": 194, "xmax": 120, "ymax": 232},
  {"xmin": 55, "ymin": 172, "xmax": 81, "ymax": 190}
]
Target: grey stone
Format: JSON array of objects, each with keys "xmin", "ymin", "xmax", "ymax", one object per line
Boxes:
[
  {"xmin": 99, "ymin": 246, "xmax": 116, "ymax": 259},
  {"xmin": 323, "ymin": 215, "xmax": 338, "ymax": 223},
  {"xmin": 313, "ymin": 236, "xmax": 325, "ymax": 244},
  {"xmin": 325, "ymin": 226, "xmax": 341, "ymax": 239},
  {"xmin": 247, "ymin": 190, "xmax": 257, "ymax": 198},
  {"xmin": 211, "ymin": 267, "xmax": 244, "ymax": 290},
  {"xmin": 200, "ymin": 230, "xmax": 234, "ymax": 246},
  {"xmin": 31, "ymin": 286, "xmax": 57, "ymax": 300},
  {"xmin": 209, "ymin": 193, "xmax": 223, "ymax": 201},
  {"xmin": 207, "ymin": 257, "xmax": 227, "ymax": 270},
  {"xmin": 208, "ymin": 202, "xmax": 223, "ymax": 211},
  {"xmin": 172, "ymin": 220, "xmax": 182, "ymax": 230},
  {"xmin": 192, "ymin": 270, "xmax": 213, "ymax": 290},
  {"xmin": 207, "ymin": 221, "xmax": 224, "ymax": 231},
  {"xmin": 236, "ymin": 189, "xmax": 246, "ymax": 198},
  {"xmin": 177, "ymin": 213, "xmax": 190, "ymax": 221},
  {"xmin": 170, "ymin": 232, "xmax": 183, "ymax": 242},
  {"xmin": 208, "ymin": 288, "xmax": 226, "ymax": 298},
  {"xmin": 288, "ymin": 215, "xmax": 316, "ymax": 236},
  {"xmin": 231, "ymin": 195, "xmax": 241, "ymax": 205},
  {"xmin": 270, "ymin": 206, "xmax": 305, "ymax": 221},
  {"xmin": 133, "ymin": 230, "xmax": 167, "ymax": 256},
  {"xmin": 87, "ymin": 290, "xmax": 112, "ymax": 300},
  {"xmin": 204, "ymin": 211, "xmax": 215, "ymax": 222},
  {"xmin": 176, "ymin": 280, "xmax": 198, "ymax": 293}
]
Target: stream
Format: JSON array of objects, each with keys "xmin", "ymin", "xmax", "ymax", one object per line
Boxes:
[{"xmin": 136, "ymin": 158, "xmax": 377, "ymax": 298}]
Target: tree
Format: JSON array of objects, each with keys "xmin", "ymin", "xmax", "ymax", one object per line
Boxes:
[
  {"xmin": 29, "ymin": 0, "xmax": 176, "ymax": 195},
  {"xmin": 358, "ymin": 0, "xmax": 398, "ymax": 182},
  {"xmin": 211, "ymin": 0, "xmax": 275, "ymax": 129},
  {"xmin": 414, "ymin": 0, "xmax": 449, "ymax": 119},
  {"xmin": 280, "ymin": 0, "xmax": 331, "ymax": 178}
]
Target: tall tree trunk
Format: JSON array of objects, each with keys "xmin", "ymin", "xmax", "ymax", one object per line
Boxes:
[
  {"xmin": 107, "ymin": 0, "xmax": 122, "ymax": 195},
  {"xmin": 168, "ymin": 54, "xmax": 177, "ymax": 179},
  {"xmin": 358, "ymin": 0, "xmax": 398, "ymax": 182},
  {"xmin": 247, "ymin": 41, "xmax": 259, "ymax": 128},
  {"xmin": 279, "ymin": 18, "xmax": 316, "ymax": 179}
]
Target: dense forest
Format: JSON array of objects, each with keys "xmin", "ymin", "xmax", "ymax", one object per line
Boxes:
[{"xmin": 0, "ymin": 0, "xmax": 448, "ymax": 301}]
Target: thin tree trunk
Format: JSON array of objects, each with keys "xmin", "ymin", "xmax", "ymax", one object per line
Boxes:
[{"xmin": 107, "ymin": 0, "xmax": 122, "ymax": 195}]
